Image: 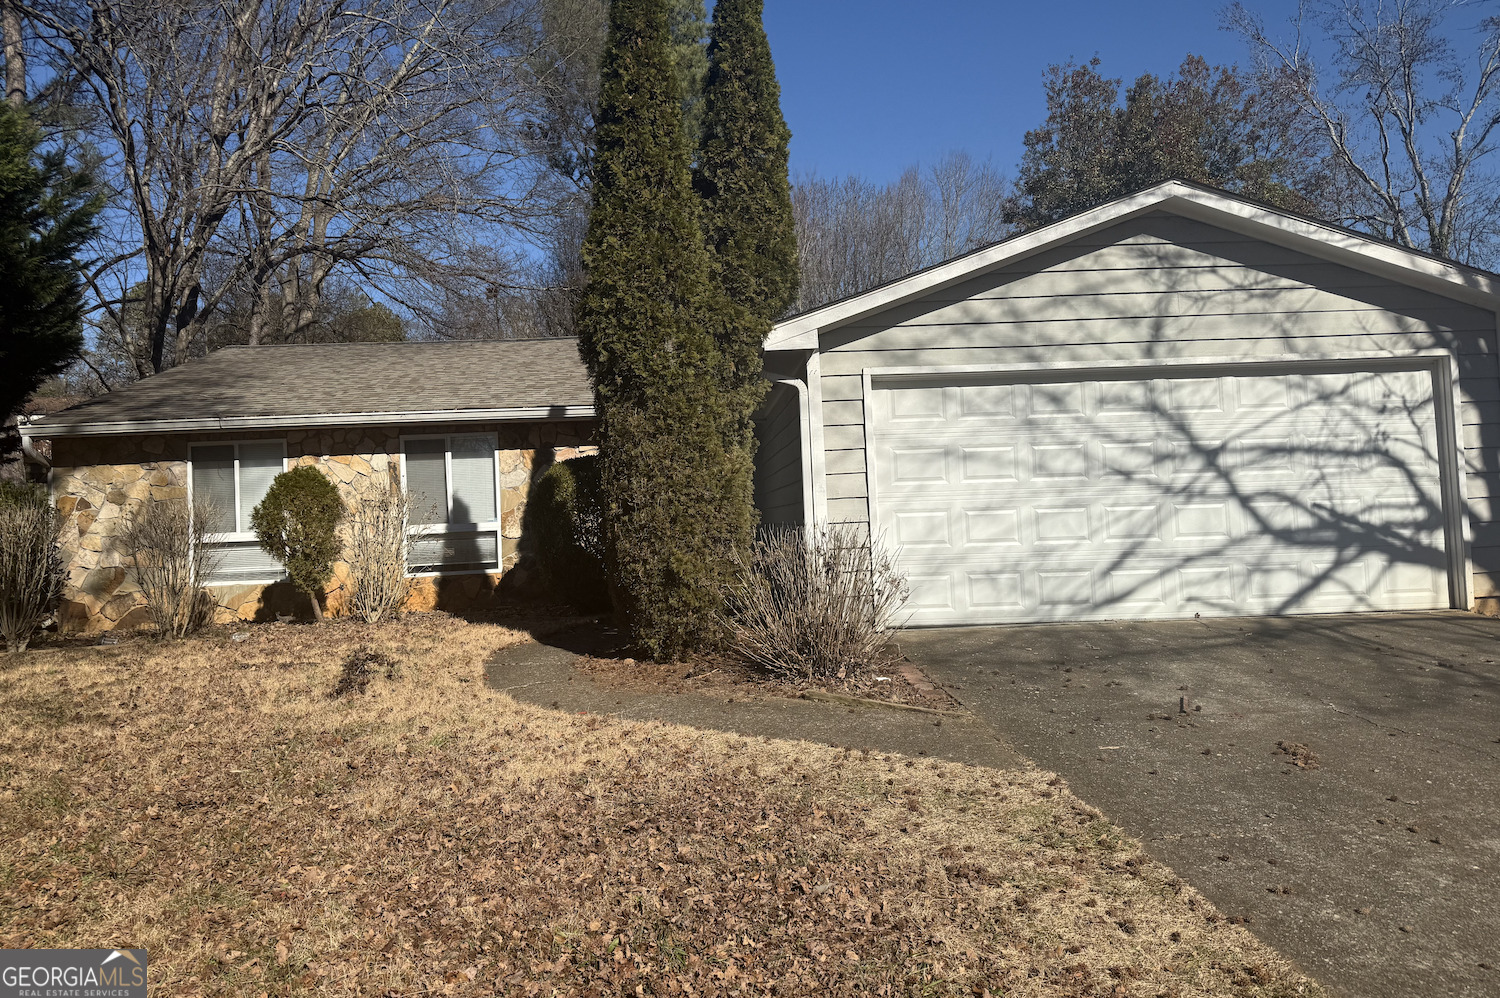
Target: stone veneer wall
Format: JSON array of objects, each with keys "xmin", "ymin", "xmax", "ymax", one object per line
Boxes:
[{"xmin": 49, "ymin": 420, "xmax": 596, "ymax": 632}]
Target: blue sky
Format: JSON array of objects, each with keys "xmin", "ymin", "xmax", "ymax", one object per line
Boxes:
[{"xmin": 763, "ymin": 0, "xmax": 1298, "ymax": 183}]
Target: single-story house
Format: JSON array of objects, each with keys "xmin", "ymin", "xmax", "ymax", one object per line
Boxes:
[
  {"xmin": 20, "ymin": 338, "xmax": 595, "ymax": 630},
  {"xmin": 753, "ymin": 180, "xmax": 1500, "ymax": 625},
  {"xmin": 22, "ymin": 179, "xmax": 1500, "ymax": 631}
]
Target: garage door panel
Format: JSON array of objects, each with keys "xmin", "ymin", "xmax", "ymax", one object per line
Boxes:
[
  {"xmin": 873, "ymin": 366, "xmax": 1452, "ymax": 624},
  {"xmin": 877, "ymin": 432, "xmax": 1443, "ymax": 489},
  {"xmin": 958, "ymin": 384, "xmax": 1016, "ymax": 417},
  {"xmin": 959, "ymin": 446, "xmax": 1021, "ymax": 483},
  {"xmin": 962, "ymin": 508, "xmax": 1021, "ymax": 545},
  {"xmin": 966, "ymin": 571, "xmax": 1025, "ymax": 610}
]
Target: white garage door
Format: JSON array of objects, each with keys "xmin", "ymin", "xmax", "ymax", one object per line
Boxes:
[{"xmin": 869, "ymin": 366, "xmax": 1453, "ymax": 626}]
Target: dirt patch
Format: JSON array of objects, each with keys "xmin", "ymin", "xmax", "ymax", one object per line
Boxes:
[{"xmin": 0, "ymin": 614, "xmax": 1319, "ymax": 997}]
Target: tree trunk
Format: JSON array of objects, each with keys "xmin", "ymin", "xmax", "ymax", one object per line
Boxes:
[
  {"xmin": 309, "ymin": 590, "xmax": 323, "ymax": 622},
  {"xmin": 247, "ymin": 273, "xmax": 273, "ymax": 345},
  {"xmin": 2, "ymin": 0, "xmax": 24, "ymax": 108}
]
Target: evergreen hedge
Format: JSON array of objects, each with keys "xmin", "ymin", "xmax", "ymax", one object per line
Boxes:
[{"xmin": 693, "ymin": 0, "xmax": 799, "ymax": 611}]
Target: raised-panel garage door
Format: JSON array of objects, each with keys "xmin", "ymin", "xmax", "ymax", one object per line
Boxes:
[{"xmin": 869, "ymin": 367, "xmax": 1453, "ymax": 625}]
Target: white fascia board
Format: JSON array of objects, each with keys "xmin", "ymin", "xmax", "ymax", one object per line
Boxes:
[
  {"xmin": 1162, "ymin": 191, "xmax": 1500, "ymax": 307},
  {"xmin": 764, "ymin": 184, "xmax": 1185, "ymax": 349},
  {"xmin": 764, "ymin": 180, "xmax": 1500, "ymax": 351},
  {"xmin": 19, "ymin": 404, "xmax": 598, "ymax": 439}
]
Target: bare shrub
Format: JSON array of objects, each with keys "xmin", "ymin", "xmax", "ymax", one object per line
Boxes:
[
  {"xmin": 0, "ymin": 487, "xmax": 64, "ymax": 652},
  {"xmin": 342, "ymin": 477, "xmax": 411, "ymax": 624},
  {"xmin": 121, "ymin": 490, "xmax": 223, "ymax": 639},
  {"xmin": 722, "ymin": 524, "xmax": 911, "ymax": 681}
]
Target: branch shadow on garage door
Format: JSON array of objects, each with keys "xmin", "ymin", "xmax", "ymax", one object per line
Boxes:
[
  {"xmin": 868, "ymin": 228, "xmax": 1498, "ymax": 623},
  {"xmin": 1050, "ymin": 361, "xmax": 1455, "ymax": 617},
  {"xmin": 1085, "ymin": 250, "xmax": 1482, "ymax": 619}
]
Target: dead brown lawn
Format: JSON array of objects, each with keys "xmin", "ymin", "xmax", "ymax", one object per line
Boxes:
[{"xmin": 0, "ymin": 616, "xmax": 1321, "ymax": 997}]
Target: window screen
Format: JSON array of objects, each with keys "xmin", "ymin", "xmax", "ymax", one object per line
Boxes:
[
  {"xmin": 237, "ymin": 442, "xmax": 284, "ymax": 530},
  {"xmin": 210, "ymin": 540, "xmax": 284, "ymax": 583},
  {"xmin": 190, "ymin": 445, "xmax": 235, "ymax": 533},
  {"xmin": 448, "ymin": 434, "xmax": 496, "ymax": 524},
  {"xmin": 404, "ymin": 438, "xmax": 448, "ymax": 526},
  {"xmin": 409, "ymin": 530, "xmax": 499, "ymax": 573}
]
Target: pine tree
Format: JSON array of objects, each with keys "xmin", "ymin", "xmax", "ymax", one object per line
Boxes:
[
  {"xmin": 575, "ymin": 0, "xmax": 744, "ymax": 661},
  {"xmin": 0, "ymin": 103, "xmax": 101, "ymax": 429}
]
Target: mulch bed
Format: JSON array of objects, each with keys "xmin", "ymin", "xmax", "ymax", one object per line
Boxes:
[{"xmin": 571, "ymin": 644, "xmax": 963, "ymax": 713}]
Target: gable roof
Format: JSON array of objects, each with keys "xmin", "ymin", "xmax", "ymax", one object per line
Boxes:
[
  {"xmin": 24, "ymin": 338, "xmax": 594, "ymax": 438},
  {"xmin": 766, "ymin": 179, "xmax": 1500, "ymax": 351}
]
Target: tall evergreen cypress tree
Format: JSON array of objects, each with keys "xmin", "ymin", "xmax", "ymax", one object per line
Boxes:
[
  {"xmin": 576, "ymin": 0, "xmax": 745, "ymax": 661},
  {"xmin": 669, "ymin": 0, "xmax": 710, "ymax": 149},
  {"xmin": 695, "ymin": 0, "xmax": 799, "ymax": 331},
  {"xmin": 693, "ymin": 0, "xmax": 798, "ymax": 546}
]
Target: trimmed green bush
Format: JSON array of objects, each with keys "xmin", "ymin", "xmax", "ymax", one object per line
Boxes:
[
  {"xmin": 528, "ymin": 455, "xmax": 608, "ymax": 610},
  {"xmin": 251, "ymin": 465, "xmax": 344, "ymax": 621}
]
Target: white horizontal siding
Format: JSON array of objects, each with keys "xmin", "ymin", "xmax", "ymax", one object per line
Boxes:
[
  {"xmin": 753, "ymin": 383, "xmax": 804, "ymax": 527},
  {"xmin": 808, "ymin": 211, "xmax": 1500, "ymax": 606}
]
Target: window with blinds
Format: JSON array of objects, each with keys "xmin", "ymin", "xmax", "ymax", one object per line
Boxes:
[
  {"xmin": 401, "ymin": 433, "xmax": 500, "ymax": 573},
  {"xmin": 189, "ymin": 441, "xmax": 287, "ymax": 584}
]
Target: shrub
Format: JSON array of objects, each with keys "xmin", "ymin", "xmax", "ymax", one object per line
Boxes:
[
  {"xmin": 0, "ymin": 484, "xmax": 63, "ymax": 652},
  {"xmin": 721, "ymin": 523, "xmax": 911, "ymax": 681},
  {"xmin": 119, "ymin": 487, "xmax": 222, "ymax": 639},
  {"xmin": 251, "ymin": 465, "xmax": 343, "ymax": 621},
  {"xmin": 342, "ymin": 476, "xmax": 411, "ymax": 624},
  {"xmin": 528, "ymin": 455, "xmax": 608, "ymax": 610}
]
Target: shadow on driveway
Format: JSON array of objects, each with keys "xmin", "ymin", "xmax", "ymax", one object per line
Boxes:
[
  {"xmin": 901, "ymin": 610, "xmax": 1500, "ymax": 998},
  {"xmin": 484, "ymin": 630, "xmax": 1026, "ymax": 770}
]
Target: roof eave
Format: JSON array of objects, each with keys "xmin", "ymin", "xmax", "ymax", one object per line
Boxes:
[
  {"xmin": 764, "ymin": 181, "xmax": 1500, "ymax": 350},
  {"xmin": 20, "ymin": 404, "xmax": 599, "ymax": 440}
]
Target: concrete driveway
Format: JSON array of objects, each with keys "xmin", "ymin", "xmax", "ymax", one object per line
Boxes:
[{"xmin": 900, "ymin": 611, "xmax": 1500, "ymax": 998}]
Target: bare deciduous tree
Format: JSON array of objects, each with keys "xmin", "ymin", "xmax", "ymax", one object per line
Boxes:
[
  {"xmin": 793, "ymin": 153, "xmax": 1009, "ymax": 312},
  {"xmin": 25, "ymin": 0, "xmax": 567, "ymax": 374},
  {"xmin": 1, "ymin": 0, "xmax": 24, "ymax": 106},
  {"xmin": 1226, "ymin": 0, "xmax": 1500, "ymax": 264},
  {"xmin": 926, "ymin": 151, "xmax": 1010, "ymax": 263}
]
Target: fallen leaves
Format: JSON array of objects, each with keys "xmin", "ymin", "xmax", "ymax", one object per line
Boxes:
[
  {"xmin": 1273, "ymin": 740, "xmax": 1321, "ymax": 770},
  {"xmin": 0, "ymin": 614, "xmax": 1321, "ymax": 997}
]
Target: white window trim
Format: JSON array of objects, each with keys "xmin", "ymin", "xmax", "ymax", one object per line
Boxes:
[
  {"xmin": 187, "ymin": 439, "xmax": 289, "ymax": 587},
  {"xmin": 399, "ymin": 432, "xmax": 503, "ymax": 577}
]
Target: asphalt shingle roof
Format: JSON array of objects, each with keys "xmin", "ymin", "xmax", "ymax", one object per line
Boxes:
[{"xmin": 32, "ymin": 338, "xmax": 593, "ymax": 432}]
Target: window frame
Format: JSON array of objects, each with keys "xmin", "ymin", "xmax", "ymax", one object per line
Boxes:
[
  {"xmin": 398, "ymin": 431, "xmax": 503, "ymax": 578},
  {"xmin": 187, "ymin": 439, "xmax": 289, "ymax": 586}
]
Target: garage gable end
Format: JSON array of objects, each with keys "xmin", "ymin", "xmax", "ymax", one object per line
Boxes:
[{"xmin": 787, "ymin": 188, "xmax": 1500, "ymax": 623}]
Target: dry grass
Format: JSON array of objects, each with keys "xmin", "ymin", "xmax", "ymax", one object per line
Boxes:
[{"xmin": 0, "ymin": 616, "xmax": 1320, "ymax": 997}]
